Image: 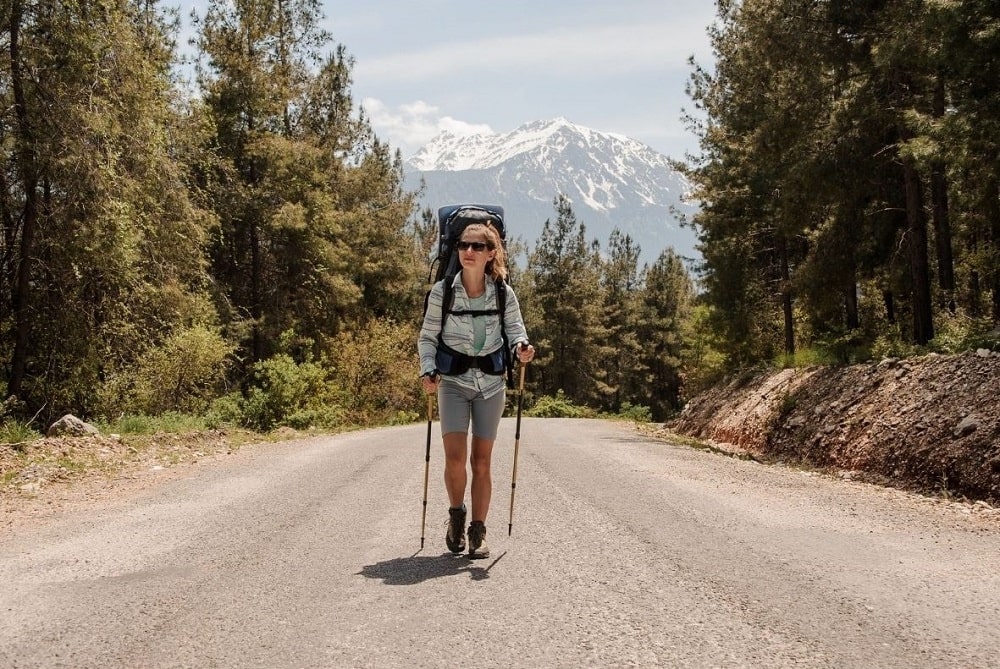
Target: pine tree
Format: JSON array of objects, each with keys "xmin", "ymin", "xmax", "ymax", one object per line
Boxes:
[
  {"xmin": 638, "ymin": 249, "xmax": 694, "ymax": 420},
  {"xmin": 527, "ymin": 196, "xmax": 606, "ymax": 406},
  {"xmin": 681, "ymin": 0, "xmax": 1000, "ymax": 363},
  {"xmin": 600, "ymin": 230, "xmax": 646, "ymax": 411},
  {"xmin": 935, "ymin": 0, "xmax": 1000, "ymax": 321},
  {"xmin": 1, "ymin": 0, "xmax": 215, "ymax": 417},
  {"xmin": 192, "ymin": 0, "xmax": 417, "ymax": 371}
]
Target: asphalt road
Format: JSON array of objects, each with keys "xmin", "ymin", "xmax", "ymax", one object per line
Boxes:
[{"xmin": 2, "ymin": 417, "xmax": 999, "ymax": 668}]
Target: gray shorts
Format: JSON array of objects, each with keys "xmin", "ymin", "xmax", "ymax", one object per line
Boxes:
[{"xmin": 437, "ymin": 379, "xmax": 506, "ymax": 440}]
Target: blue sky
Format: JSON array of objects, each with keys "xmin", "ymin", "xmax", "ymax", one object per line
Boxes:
[{"xmin": 180, "ymin": 1, "xmax": 718, "ymax": 161}]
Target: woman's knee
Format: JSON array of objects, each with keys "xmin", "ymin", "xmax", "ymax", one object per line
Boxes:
[
  {"xmin": 470, "ymin": 443, "xmax": 494, "ymax": 475},
  {"xmin": 442, "ymin": 432, "xmax": 467, "ymax": 466}
]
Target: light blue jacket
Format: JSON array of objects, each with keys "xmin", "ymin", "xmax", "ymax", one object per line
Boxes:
[{"xmin": 418, "ymin": 272, "xmax": 529, "ymax": 398}]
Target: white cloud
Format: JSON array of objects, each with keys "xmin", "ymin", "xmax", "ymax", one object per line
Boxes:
[
  {"xmin": 363, "ymin": 97, "xmax": 493, "ymax": 155},
  {"xmin": 437, "ymin": 117, "xmax": 493, "ymax": 137},
  {"xmin": 355, "ymin": 20, "xmax": 713, "ymax": 83}
]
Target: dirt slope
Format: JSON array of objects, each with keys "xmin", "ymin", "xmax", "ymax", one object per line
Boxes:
[{"xmin": 664, "ymin": 349, "xmax": 1000, "ymax": 505}]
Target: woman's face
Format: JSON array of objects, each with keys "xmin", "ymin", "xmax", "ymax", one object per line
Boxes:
[{"xmin": 458, "ymin": 230, "xmax": 496, "ymax": 272}]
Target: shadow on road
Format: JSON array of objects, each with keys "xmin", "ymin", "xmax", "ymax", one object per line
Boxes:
[{"xmin": 357, "ymin": 551, "xmax": 506, "ymax": 585}]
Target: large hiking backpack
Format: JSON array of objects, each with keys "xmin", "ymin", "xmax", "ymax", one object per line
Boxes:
[
  {"xmin": 425, "ymin": 204, "xmax": 513, "ymax": 384},
  {"xmin": 430, "ymin": 204, "xmax": 506, "ymax": 283}
]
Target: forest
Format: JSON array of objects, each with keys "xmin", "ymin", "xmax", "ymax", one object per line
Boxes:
[
  {"xmin": 683, "ymin": 0, "xmax": 1000, "ymax": 366},
  {"xmin": 1, "ymin": 0, "xmax": 998, "ymax": 442}
]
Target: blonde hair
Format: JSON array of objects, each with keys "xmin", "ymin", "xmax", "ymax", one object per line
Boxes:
[{"xmin": 461, "ymin": 222, "xmax": 508, "ymax": 280}]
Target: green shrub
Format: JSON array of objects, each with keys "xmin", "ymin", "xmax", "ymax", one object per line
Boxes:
[
  {"xmin": 98, "ymin": 325, "xmax": 234, "ymax": 416},
  {"xmin": 284, "ymin": 406, "xmax": 345, "ymax": 431},
  {"xmin": 869, "ymin": 322, "xmax": 920, "ymax": 360},
  {"xmin": 205, "ymin": 393, "xmax": 246, "ymax": 429},
  {"xmin": 774, "ymin": 346, "xmax": 839, "ymax": 369},
  {"xmin": 0, "ymin": 420, "xmax": 41, "ymax": 446},
  {"xmin": 240, "ymin": 353, "xmax": 339, "ymax": 431},
  {"xmin": 102, "ymin": 414, "xmax": 157, "ymax": 434},
  {"xmin": 929, "ymin": 313, "xmax": 998, "ymax": 354},
  {"xmin": 680, "ymin": 303, "xmax": 729, "ymax": 396},
  {"xmin": 198, "ymin": 329, "xmax": 357, "ymax": 432},
  {"xmin": 526, "ymin": 390, "xmax": 594, "ymax": 418},
  {"xmin": 390, "ymin": 409, "xmax": 420, "ymax": 425},
  {"xmin": 328, "ymin": 319, "xmax": 422, "ymax": 425},
  {"xmin": 617, "ymin": 402, "xmax": 652, "ymax": 423},
  {"xmin": 100, "ymin": 412, "xmax": 210, "ymax": 435}
]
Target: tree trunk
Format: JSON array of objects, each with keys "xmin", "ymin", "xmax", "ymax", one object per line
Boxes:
[
  {"xmin": 7, "ymin": 0, "xmax": 38, "ymax": 399},
  {"xmin": 778, "ymin": 237, "xmax": 794, "ymax": 355},
  {"xmin": 845, "ymin": 279, "xmax": 860, "ymax": 330},
  {"xmin": 844, "ymin": 201, "xmax": 863, "ymax": 331},
  {"xmin": 988, "ymin": 173, "xmax": 1000, "ymax": 324},
  {"xmin": 967, "ymin": 222, "xmax": 982, "ymax": 318},
  {"xmin": 902, "ymin": 156, "xmax": 934, "ymax": 345},
  {"xmin": 968, "ymin": 250, "xmax": 981, "ymax": 318},
  {"xmin": 930, "ymin": 76, "xmax": 955, "ymax": 312},
  {"xmin": 931, "ymin": 162, "xmax": 955, "ymax": 311},
  {"xmin": 250, "ymin": 219, "xmax": 264, "ymax": 362},
  {"xmin": 993, "ymin": 269, "xmax": 1000, "ymax": 325},
  {"xmin": 883, "ymin": 290, "xmax": 896, "ymax": 325},
  {"xmin": 1, "ymin": 168, "xmax": 14, "ymax": 312}
]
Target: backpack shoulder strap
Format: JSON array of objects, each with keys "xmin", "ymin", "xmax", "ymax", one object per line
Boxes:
[
  {"xmin": 442, "ymin": 278, "xmax": 455, "ymax": 316},
  {"xmin": 438, "ymin": 277, "xmax": 455, "ymax": 339},
  {"xmin": 496, "ymin": 278, "xmax": 513, "ymax": 387},
  {"xmin": 423, "ymin": 278, "xmax": 450, "ymax": 316},
  {"xmin": 496, "ymin": 279, "xmax": 507, "ymax": 318}
]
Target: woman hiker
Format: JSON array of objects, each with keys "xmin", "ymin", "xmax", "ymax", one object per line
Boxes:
[{"xmin": 418, "ymin": 215, "xmax": 535, "ymax": 559}]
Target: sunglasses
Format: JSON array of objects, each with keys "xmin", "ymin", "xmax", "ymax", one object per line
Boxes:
[{"xmin": 456, "ymin": 240, "xmax": 490, "ymax": 252}]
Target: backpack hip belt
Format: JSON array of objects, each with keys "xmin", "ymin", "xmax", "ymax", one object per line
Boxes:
[{"xmin": 434, "ymin": 339, "xmax": 506, "ymax": 376}]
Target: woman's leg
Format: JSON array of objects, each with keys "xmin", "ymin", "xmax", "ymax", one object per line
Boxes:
[
  {"xmin": 467, "ymin": 387, "xmax": 506, "ymax": 523},
  {"xmin": 438, "ymin": 381, "xmax": 472, "ymax": 508},
  {"xmin": 442, "ymin": 431, "xmax": 468, "ymax": 508},
  {"xmin": 469, "ymin": 435, "xmax": 495, "ymax": 522}
]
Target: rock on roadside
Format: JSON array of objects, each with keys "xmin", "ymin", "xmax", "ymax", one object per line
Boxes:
[{"xmin": 46, "ymin": 415, "xmax": 100, "ymax": 438}]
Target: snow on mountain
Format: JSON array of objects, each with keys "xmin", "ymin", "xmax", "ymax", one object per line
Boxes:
[{"xmin": 404, "ymin": 118, "xmax": 699, "ymax": 264}]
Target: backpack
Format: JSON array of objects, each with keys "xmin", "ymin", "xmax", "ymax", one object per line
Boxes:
[
  {"xmin": 425, "ymin": 204, "xmax": 513, "ymax": 385},
  {"xmin": 430, "ymin": 204, "xmax": 506, "ymax": 284}
]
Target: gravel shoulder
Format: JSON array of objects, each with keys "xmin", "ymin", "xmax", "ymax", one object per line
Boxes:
[{"xmin": 0, "ymin": 428, "xmax": 309, "ymax": 535}]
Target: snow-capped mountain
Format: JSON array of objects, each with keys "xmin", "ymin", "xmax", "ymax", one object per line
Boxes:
[{"xmin": 404, "ymin": 118, "xmax": 699, "ymax": 265}]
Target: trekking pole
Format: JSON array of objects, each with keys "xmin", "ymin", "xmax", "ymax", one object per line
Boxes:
[
  {"xmin": 508, "ymin": 358, "xmax": 528, "ymax": 536},
  {"xmin": 420, "ymin": 390, "xmax": 434, "ymax": 549}
]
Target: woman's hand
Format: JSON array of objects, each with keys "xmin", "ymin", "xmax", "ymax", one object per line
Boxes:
[
  {"xmin": 421, "ymin": 372, "xmax": 440, "ymax": 394},
  {"xmin": 517, "ymin": 343, "xmax": 535, "ymax": 364}
]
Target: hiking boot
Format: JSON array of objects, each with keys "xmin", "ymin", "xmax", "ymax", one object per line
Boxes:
[
  {"xmin": 467, "ymin": 520, "xmax": 490, "ymax": 559},
  {"xmin": 445, "ymin": 506, "xmax": 466, "ymax": 553}
]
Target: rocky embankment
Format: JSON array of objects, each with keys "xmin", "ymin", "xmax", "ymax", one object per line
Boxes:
[{"xmin": 665, "ymin": 349, "xmax": 1000, "ymax": 505}]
